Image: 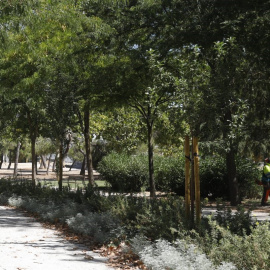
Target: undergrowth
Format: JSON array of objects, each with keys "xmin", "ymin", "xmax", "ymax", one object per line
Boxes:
[{"xmin": 0, "ymin": 179, "xmax": 268, "ymax": 269}]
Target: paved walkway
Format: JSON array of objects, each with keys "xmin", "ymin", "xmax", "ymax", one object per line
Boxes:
[
  {"xmin": 0, "ymin": 206, "xmax": 113, "ymax": 270},
  {"xmin": 202, "ymin": 208, "xmax": 270, "ymax": 222}
]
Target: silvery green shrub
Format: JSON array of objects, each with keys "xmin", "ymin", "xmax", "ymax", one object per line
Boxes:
[
  {"xmin": 8, "ymin": 195, "xmax": 25, "ymax": 207},
  {"xmin": 0, "ymin": 194, "xmax": 9, "ymax": 205},
  {"xmin": 66, "ymin": 212, "xmax": 121, "ymax": 244},
  {"xmin": 131, "ymin": 236, "xmax": 236, "ymax": 270}
]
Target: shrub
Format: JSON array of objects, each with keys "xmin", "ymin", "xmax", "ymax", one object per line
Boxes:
[
  {"xmin": 131, "ymin": 236, "xmax": 237, "ymax": 270},
  {"xmin": 196, "ymin": 219, "xmax": 270, "ymax": 270},
  {"xmin": 236, "ymin": 157, "xmax": 261, "ymax": 199},
  {"xmin": 98, "ymin": 152, "xmax": 148, "ymax": 192},
  {"xmin": 199, "ymin": 156, "xmax": 261, "ymax": 199},
  {"xmin": 154, "ymin": 156, "xmax": 185, "ymax": 195},
  {"xmin": 66, "ymin": 212, "xmax": 121, "ymax": 244},
  {"xmin": 199, "ymin": 156, "xmax": 228, "ymax": 199}
]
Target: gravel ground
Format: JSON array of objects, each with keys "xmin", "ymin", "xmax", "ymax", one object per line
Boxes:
[{"xmin": 0, "ymin": 206, "xmax": 113, "ymax": 270}]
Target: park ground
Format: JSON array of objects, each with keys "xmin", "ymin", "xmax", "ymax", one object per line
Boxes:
[
  {"xmin": 1, "ymin": 162, "xmax": 270, "ymax": 216},
  {"xmin": 1, "ymin": 162, "xmax": 270, "ymax": 269}
]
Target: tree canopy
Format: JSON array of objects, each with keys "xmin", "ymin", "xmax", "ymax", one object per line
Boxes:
[{"xmin": 1, "ymin": 0, "xmax": 270, "ymax": 203}]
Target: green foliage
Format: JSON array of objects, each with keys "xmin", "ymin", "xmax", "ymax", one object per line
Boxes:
[
  {"xmin": 98, "ymin": 152, "xmax": 148, "ymax": 192},
  {"xmin": 91, "ymin": 140, "xmax": 108, "ymax": 169},
  {"xmin": 196, "ymin": 219, "xmax": 270, "ymax": 270},
  {"xmin": 131, "ymin": 237, "xmax": 237, "ymax": 270},
  {"xmin": 200, "ymin": 156, "xmax": 261, "ymax": 200},
  {"xmin": 215, "ymin": 200, "xmax": 254, "ymax": 236},
  {"xmin": 199, "ymin": 156, "xmax": 228, "ymax": 199},
  {"xmin": 154, "ymin": 155, "xmax": 185, "ymax": 195},
  {"xmin": 2, "ymin": 179, "xmax": 270, "ymax": 269},
  {"xmin": 98, "ymin": 152, "xmax": 261, "ymax": 198}
]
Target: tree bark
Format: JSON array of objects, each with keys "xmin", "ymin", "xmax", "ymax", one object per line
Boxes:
[
  {"xmin": 147, "ymin": 122, "xmax": 156, "ymax": 197},
  {"xmin": 226, "ymin": 148, "xmax": 239, "ymax": 206},
  {"xmin": 46, "ymin": 154, "xmax": 52, "ymax": 175},
  {"xmin": 0, "ymin": 153, "xmax": 3, "ymax": 169},
  {"xmin": 80, "ymin": 156, "xmax": 86, "ymax": 176},
  {"xmin": 83, "ymin": 102, "xmax": 94, "ymax": 185},
  {"xmin": 8, "ymin": 150, "xmax": 12, "ymax": 169},
  {"xmin": 69, "ymin": 159, "xmax": 76, "ymax": 171},
  {"xmin": 13, "ymin": 141, "xmax": 21, "ymax": 178},
  {"xmin": 31, "ymin": 136, "xmax": 37, "ymax": 185},
  {"xmin": 58, "ymin": 143, "xmax": 63, "ymax": 191},
  {"xmin": 52, "ymin": 154, "xmax": 57, "ymax": 171}
]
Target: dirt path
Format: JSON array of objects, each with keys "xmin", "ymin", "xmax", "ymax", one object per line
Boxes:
[
  {"xmin": 0, "ymin": 206, "xmax": 113, "ymax": 270},
  {"xmin": 0, "ymin": 162, "xmax": 88, "ymax": 181}
]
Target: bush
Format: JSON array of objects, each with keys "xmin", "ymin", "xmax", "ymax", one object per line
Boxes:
[
  {"xmin": 154, "ymin": 156, "xmax": 185, "ymax": 195},
  {"xmin": 98, "ymin": 153, "xmax": 261, "ymax": 198},
  {"xmin": 66, "ymin": 212, "xmax": 121, "ymax": 244},
  {"xmin": 199, "ymin": 156, "xmax": 228, "ymax": 199},
  {"xmin": 196, "ymin": 219, "xmax": 270, "ymax": 270},
  {"xmin": 200, "ymin": 156, "xmax": 261, "ymax": 199},
  {"xmin": 131, "ymin": 236, "xmax": 237, "ymax": 270},
  {"xmin": 98, "ymin": 152, "xmax": 148, "ymax": 192}
]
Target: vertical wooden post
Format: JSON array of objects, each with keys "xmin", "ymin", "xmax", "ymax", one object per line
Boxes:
[
  {"xmin": 193, "ymin": 137, "xmax": 201, "ymax": 226},
  {"xmin": 184, "ymin": 136, "xmax": 190, "ymax": 219}
]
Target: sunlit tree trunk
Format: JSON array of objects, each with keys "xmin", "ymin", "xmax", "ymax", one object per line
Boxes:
[
  {"xmin": 13, "ymin": 141, "xmax": 21, "ymax": 178},
  {"xmin": 83, "ymin": 102, "xmax": 94, "ymax": 185}
]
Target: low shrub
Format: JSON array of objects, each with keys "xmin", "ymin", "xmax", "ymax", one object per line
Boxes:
[
  {"xmin": 196, "ymin": 219, "xmax": 270, "ymax": 270},
  {"xmin": 98, "ymin": 152, "xmax": 148, "ymax": 192},
  {"xmin": 7, "ymin": 193, "xmax": 121, "ymax": 244},
  {"xmin": 200, "ymin": 156, "xmax": 261, "ymax": 199},
  {"xmin": 131, "ymin": 236, "xmax": 237, "ymax": 270},
  {"xmin": 66, "ymin": 212, "xmax": 121, "ymax": 244},
  {"xmin": 154, "ymin": 156, "xmax": 185, "ymax": 195}
]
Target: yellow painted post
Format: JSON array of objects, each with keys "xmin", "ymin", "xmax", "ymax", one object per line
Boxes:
[
  {"xmin": 184, "ymin": 136, "xmax": 190, "ymax": 219},
  {"xmin": 193, "ymin": 137, "xmax": 201, "ymax": 225}
]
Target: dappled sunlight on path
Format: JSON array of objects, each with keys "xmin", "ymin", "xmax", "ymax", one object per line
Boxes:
[{"xmin": 0, "ymin": 206, "xmax": 113, "ymax": 270}]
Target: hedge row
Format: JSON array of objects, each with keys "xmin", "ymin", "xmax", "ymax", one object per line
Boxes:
[{"xmin": 98, "ymin": 152, "xmax": 261, "ymax": 199}]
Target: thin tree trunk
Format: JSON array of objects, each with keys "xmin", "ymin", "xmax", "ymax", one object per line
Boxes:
[
  {"xmin": 226, "ymin": 148, "xmax": 239, "ymax": 206},
  {"xmin": 83, "ymin": 102, "xmax": 94, "ymax": 185},
  {"xmin": 52, "ymin": 154, "xmax": 57, "ymax": 171},
  {"xmin": 13, "ymin": 141, "xmax": 21, "ymax": 178},
  {"xmin": 147, "ymin": 122, "xmax": 156, "ymax": 197},
  {"xmin": 46, "ymin": 154, "xmax": 52, "ymax": 175},
  {"xmin": 69, "ymin": 159, "xmax": 76, "ymax": 171},
  {"xmin": 0, "ymin": 153, "xmax": 3, "ymax": 169},
  {"xmin": 39, "ymin": 155, "xmax": 47, "ymax": 169},
  {"xmin": 31, "ymin": 137, "xmax": 37, "ymax": 185},
  {"xmin": 39, "ymin": 157, "xmax": 44, "ymax": 169},
  {"xmin": 58, "ymin": 144, "xmax": 63, "ymax": 191},
  {"xmin": 80, "ymin": 156, "xmax": 86, "ymax": 175},
  {"xmin": 8, "ymin": 150, "xmax": 12, "ymax": 169}
]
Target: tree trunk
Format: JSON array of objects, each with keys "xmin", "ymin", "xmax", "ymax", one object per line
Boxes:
[
  {"xmin": 8, "ymin": 150, "xmax": 12, "ymax": 169},
  {"xmin": 0, "ymin": 153, "xmax": 3, "ymax": 169},
  {"xmin": 39, "ymin": 155, "xmax": 47, "ymax": 169},
  {"xmin": 31, "ymin": 136, "xmax": 37, "ymax": 186},
  {"xmin": 147, "ymin": 122, "xmax": 156, "ymax": 197},
  {"xmin": 58, "ymin": 144, "xmax": 63, "ymax": 191},
  {"xmin": 52, "ymin": 154, "xmax": 57, "ymax": 171},
  {"xmin": 13, "ymin": 141, "xmax": 21, "ymax": 178},
  {"xmin": 46, "ymin": 154, "xmax": 52, "ymax": 175},
  {"xmin": 226, "ymin": 148, "xmax": 239, "ymax": 206},
  {"xmin": 69, "ymin": 159, "xmax": 76, "ymax": 171},
  {"xmin": 80, "ymin": 156, "xmax": 86, "ymax": 176},
  {"xmin": 83, "ymin": 102, "xmax": 94, "ymax": 185}
]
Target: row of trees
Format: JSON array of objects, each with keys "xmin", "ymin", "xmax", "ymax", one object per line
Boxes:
[{"xmin": 0, "ymin": 0, "xmax": 270, "ymax": 204}]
